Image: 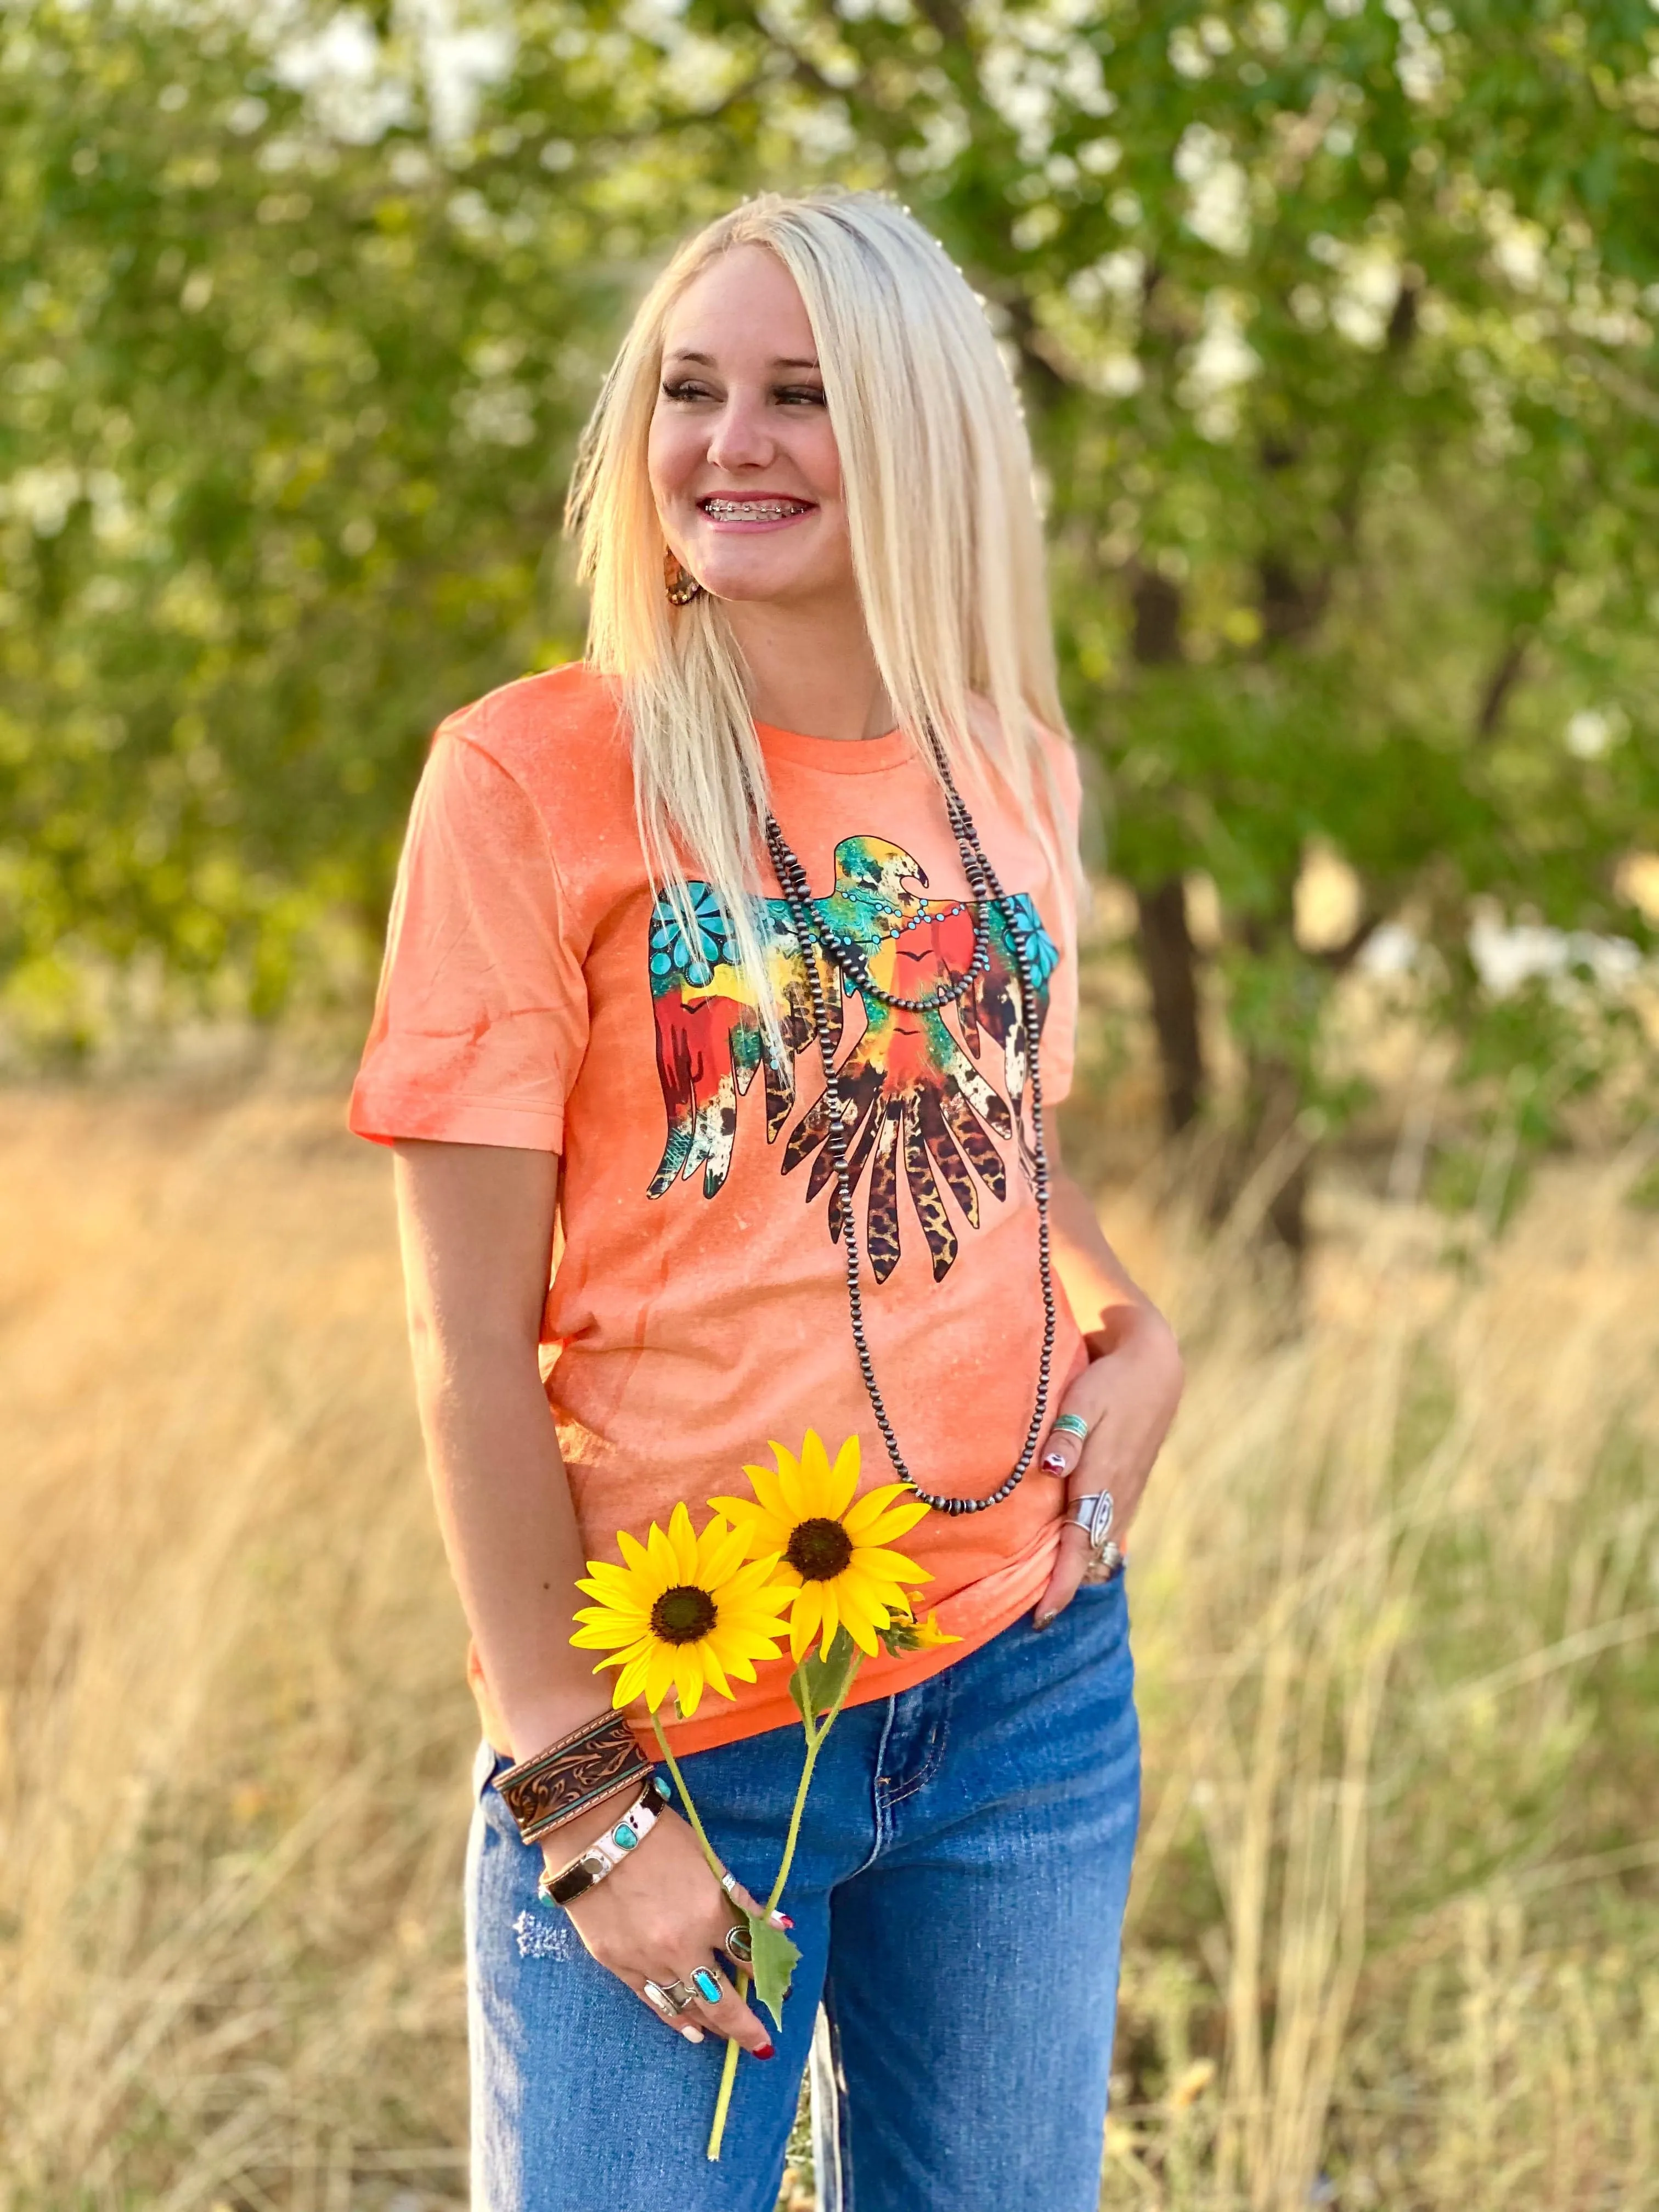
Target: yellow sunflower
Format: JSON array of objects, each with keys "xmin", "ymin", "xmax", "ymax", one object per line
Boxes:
[
  {"xmin": 711, "ymin": 1431, "xmax": 933, "ymax": 1662},
  {"xmin": 571, "ymin": 1503, "xmax": 793, "ymax": 1718}
]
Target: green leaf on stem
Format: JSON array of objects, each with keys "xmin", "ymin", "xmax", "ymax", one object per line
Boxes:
[
  {"xmin": 747, "ymin": 1914, "xmax": 802, "ymax": 2031},
  {"xmin": 788, "ymin": 1625, "xmax": 860, "ymax": 1727}
]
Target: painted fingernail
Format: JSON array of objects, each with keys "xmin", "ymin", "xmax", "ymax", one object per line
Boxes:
[
  {"xmin": 754, "ymin": 2040, "xmax": 776, "ymax": 2060},
  {"xmin": 1041, "ymin": 1452, "xmax": 1068, "ymax": 1472},
  {"xmin": 771, "ymin": 1912, "xmax": 793, "ymax": 1929},
  {"xmin": 692, "ymin": 1968, "xmax": 722, "ymax": 2004},
  {"xmin": 680, "ymin": 2025, "xmax": 706, "ymax": 2043},
  {"xmin": 1034, "ymin": 1610, "xmax": 1057, "ymax": 1631}
]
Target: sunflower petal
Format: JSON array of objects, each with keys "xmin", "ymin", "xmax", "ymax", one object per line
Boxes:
[
  {"xmin": 721, "ymin": 1601, "xmax": 787, "ymax": 1654},
  {"xmin": 709, "ymin": 1624, "xmax": 765, "ymax": 1680},
  {"xmin": 798, "ymin": 1429, "xmax": 832, "ymax": 1492},
  {"xmin": 709, "ymin": 1495, "xmax": 792, "ymax": 1562},
  {"xmin": 842, "ymin": 1600, "xmax": 880, "ymax": 1657},
  {"xmin": 708, "ymin": 1492, "xmax": 761, "ymax": 1532},
  {"xmin": 699, "ymin": 1641, "xmax": 733, "ymax": 1702},
  {"xmin": 613, "ymin": 1649, "xmax": 653, "ymax": 1705},
  {"xmin": 730, "ymin": 1546, "xmax": 785, "ymax": 1580},
  {"xmin": 579, "ymin": 1557, "xmax": 640, "ymax": 1594},
  {"xmin": 776, "ymin": 1441, "xmax": 813, "ymax": 1520},
  {"xmin": 743, "ymin": 1460, "xmax": 792, "ymax": 1525},
  {"xmin": 617, "ymin": 1528, "xmax": 657, "ymax": 1580},
  {"xmin": 733, "ymin": 1519, "xmax": 789, "ymax": 1560},
  {"xmin": 726, "ymin": 1611, "xmax": 787, "ymax": 1649},
  {"xmin": 700, "ymin": 1517, "xmax": 752, "ymax": 1590},
  {"xmin": 844, "ymin": 1487, "xmax": 931, "ymax": 1542},
  {"xmin": 852, "ymin": 1546, "xmax": 933, "ymax": 1585},
  {"xmin": 571, "ymin": 1617, "xmax": 648, "ymax": 1650},
  {"xmin": 668, "ymin": 1502, "xmax": 701, "ymax": 1581},
  {"xmin": 645, "ymin": 1639, "xmax": 679, "ymax": 1712},
  {"xmin": 817, "ymin": 1581, "xmax": 840, "ymax": 1650},
  {"xmin": 664, "ymin": 1645, "xmax": 700, "ymax": 1716},
  {"xmin": 825, "ymin": 1432, "xmax": 861, "ymax": 1517},
  {"xmin": 912, "ymin": 1610, "xmax": 962, "ymax": 1649},
  {"xmin": 726, "ymin": 1552, "xmax": 788, "ymax": 1599},
  {"xmin": 571, "ymin": 1583, "xmax": 650, "ymax": 1619},
  {"xmin": 570, "ymin": 1605, "xmax": 625, "ymax": 1629},
  {"xmin": 789, "ymin": 1582, "xmax": 823, "ymax": 1663},
  {"xmin": 843, "ymin": 1506, "xmax": 932, "ymax": 1550},
  {"xmin": 646, "ymin": 1519, "xmax": 682, "ymax": 1587}
]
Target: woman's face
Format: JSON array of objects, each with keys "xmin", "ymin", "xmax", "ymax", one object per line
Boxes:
[{"xmin": 648, "ymin": 245, "xmax": 855, "ymax": 610}]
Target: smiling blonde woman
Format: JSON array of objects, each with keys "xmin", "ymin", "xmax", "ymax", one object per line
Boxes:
[{"xmin": 350, "ymin": 191, "xmax": 1182, "ymax": 2212}]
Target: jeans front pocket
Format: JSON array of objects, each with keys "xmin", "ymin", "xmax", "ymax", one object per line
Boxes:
[{"xmin": 473, "ymin": 1736, "xmax": 520, "ymax": 1842}]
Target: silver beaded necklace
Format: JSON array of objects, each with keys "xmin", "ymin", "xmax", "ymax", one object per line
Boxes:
[{"xmin": 761, "ymin": 733, "xmax": 1057, "ymax": 1517}]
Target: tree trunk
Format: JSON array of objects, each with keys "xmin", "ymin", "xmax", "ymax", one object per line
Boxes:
[
  {"xmin": 1130, "ymin": 566, "xmax": 1183, "ymax": 665},
  {"xmin": 1135, "ymin": 879, "xmax": 1204, "ymax": 1135},
  {"xmin": 1205, "ymin": 913, "xmax": 1314, "ymax": 1262},
  {"xmin": 1241, "ymin": 1051, "xmax": 1311, "ymax": 1260},
  {"xmin": 1126, "ymin": 565, "xmax": 1208, "ymax": 1136}
]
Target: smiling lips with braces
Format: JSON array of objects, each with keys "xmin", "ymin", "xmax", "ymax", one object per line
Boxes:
[{"xmin": 699, "ymin": 496, "xmax": 814, "ymax": 521}]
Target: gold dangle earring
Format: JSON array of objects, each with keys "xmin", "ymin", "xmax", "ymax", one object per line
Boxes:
[{"xmin": 663, "ymin": 548, "xmax": 704, "ymax": 607}]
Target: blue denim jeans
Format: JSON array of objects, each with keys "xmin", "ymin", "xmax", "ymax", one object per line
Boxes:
[{"xmin": 466, "ymin": 1573, "xmax": 1139, "ymax": 2212}]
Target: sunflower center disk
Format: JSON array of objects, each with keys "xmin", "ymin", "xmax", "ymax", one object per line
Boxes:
[
  {"xmin": 786, "ymin": 1517, "xmax": 855, "ymax": 1582},
  {"xmin": 651, "ymin": 1585, "xmax": 718, "ymax": 1644}
]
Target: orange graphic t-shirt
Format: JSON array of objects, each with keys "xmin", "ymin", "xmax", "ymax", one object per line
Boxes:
[{"xmin": 349, "ymin": 663, "xmax": 1090, "ymax": 1753}]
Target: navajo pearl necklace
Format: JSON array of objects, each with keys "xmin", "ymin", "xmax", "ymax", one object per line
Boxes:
[{"xmin": 762, "ymin": 734, "xmax": 1057, "ymax": 1517}]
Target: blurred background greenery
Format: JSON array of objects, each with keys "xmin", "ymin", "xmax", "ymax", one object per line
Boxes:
[
  {"xmin": 5, "ymin": 0, "xmax": 1657, "ymax": 1247},
  {"xmin": 4, "ymin": 7, "xmax": 1659, "ymax": 2211}
]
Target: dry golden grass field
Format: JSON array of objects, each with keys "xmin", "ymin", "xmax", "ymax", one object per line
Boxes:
[{"xmin": 1, "ymin": 1080, "xmax": 1656, "ymax": 2211}]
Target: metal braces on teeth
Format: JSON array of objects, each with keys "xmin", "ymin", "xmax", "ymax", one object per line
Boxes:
[{"xmin": 701, "ymin": 499, "xmax": 810, "ymax": 520}]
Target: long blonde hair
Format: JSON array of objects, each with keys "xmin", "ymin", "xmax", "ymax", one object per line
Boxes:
[{"xmin": 566, "ymin": 189, "xmax": 1077, "ymax": 1004}]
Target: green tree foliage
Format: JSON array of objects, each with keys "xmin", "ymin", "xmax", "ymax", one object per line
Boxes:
[
  {"xmin": 4, "ymin": 2, "xmax": 1656, "ymax": 1235},
  {"xmin": 0, "ymin": 1, "xmax": 697, "ymax": 1024},
  {"xmin": 669, "ymin": 0, "xmax": 1659, "ymax": 1235}
]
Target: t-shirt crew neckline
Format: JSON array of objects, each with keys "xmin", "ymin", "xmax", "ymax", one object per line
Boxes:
[{"xmin": 754, "ymin": 719, "xmax": 914, "ymax": 775}]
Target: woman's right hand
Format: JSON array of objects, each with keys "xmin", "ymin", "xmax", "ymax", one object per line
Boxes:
[{"xmin": 549, "ymin": 1800, "xmax": 781, "ymax": 2056}]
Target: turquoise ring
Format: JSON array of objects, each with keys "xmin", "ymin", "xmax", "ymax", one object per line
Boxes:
[
  {"xmin": 1052, "ymin": 1412, "xmax": 1091, "ymax": 1443},
  {"xmin": 692, "ymin": 1966, "xmax": 723, "ymax": 2005}
]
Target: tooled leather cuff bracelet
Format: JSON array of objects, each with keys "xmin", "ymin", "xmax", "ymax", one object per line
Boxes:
[{"xmin": 495, "ymin": 1710, "xmax": 650, "ymax": 1846}]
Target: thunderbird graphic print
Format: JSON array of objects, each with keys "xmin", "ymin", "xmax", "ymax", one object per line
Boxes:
[{"xmin": 646, "ymin": 834, "xmax": 1058, "ymax": 1284}]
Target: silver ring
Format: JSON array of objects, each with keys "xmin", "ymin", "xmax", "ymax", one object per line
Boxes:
[
  {"xmin": 642, "ymin": 1976, "xmax": 697, "ymax": 2018},
  {"xmin": 1066, "ymin": 1490, "xmax": 1116, "ymax": 1562},
  {"xmin": 719, "ymin": 1869, "xmax": 741, "ymax": 1901},
  {"xmin": 723, "ymin": 1922, "xmax": 753, "ymax": 1963},
  {"xmin": 1052, "ymin": 1412, "xmax": 1091, "ymax": 1443}
]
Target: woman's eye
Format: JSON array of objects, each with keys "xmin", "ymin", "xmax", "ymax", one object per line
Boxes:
[
  {"xmin": 776, "ymin": 386, "xmax": 827, "ymax": 407},
  {"xmin": 661, "ymin": 380, "xmax": 715, "ymax": 402}
]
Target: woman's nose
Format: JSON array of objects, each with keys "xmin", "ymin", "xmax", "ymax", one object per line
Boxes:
[{"xmin": 704, "ymin": 395, "xmax": 776, "ymax": 472}]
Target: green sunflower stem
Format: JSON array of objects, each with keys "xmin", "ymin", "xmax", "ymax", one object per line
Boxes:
[
  {"xmin": 708, "ymin": 1980, "xmax": 745, "ymax": 2160},
  {"xmin": 651, "ymin": 1712, "xmax": 724, "ymax": 1884},
  {"xmin": 706, "ymin": 1650, "xmax": 866, "ymax": 2163},
  {"xmin": 768, "ymin": 1650, "xmax": 862, "ymax": 1912},
  {"xmin": 650, "ymin": 1711, "xmax": 744, "ymax": 2165}
]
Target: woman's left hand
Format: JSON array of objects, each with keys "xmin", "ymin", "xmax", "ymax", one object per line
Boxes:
[{"xmin": 1031, "ymin": 1300, "xmax": 1183, "ymax": 1630}]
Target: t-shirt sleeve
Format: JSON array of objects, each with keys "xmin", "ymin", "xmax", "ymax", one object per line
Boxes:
[
  {"xmin": 1036, "ymin": 733, "xmax": 1085, "ymax": 1108},
  {"xmin": 348, "ymin": 727, "xmax": 588, "ymax": 1153}
]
